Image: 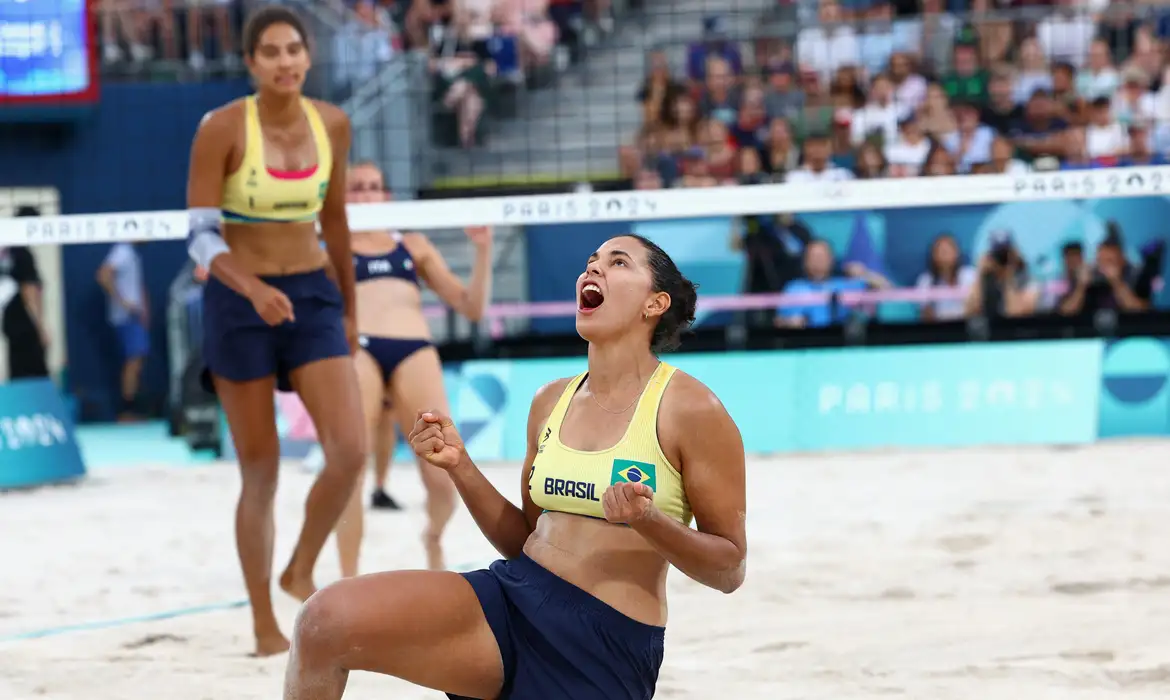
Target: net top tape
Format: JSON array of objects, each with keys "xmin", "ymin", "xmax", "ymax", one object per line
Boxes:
[{"xmin": 2, "ymin": 166, "xmax": 1169, "ymax": 246}]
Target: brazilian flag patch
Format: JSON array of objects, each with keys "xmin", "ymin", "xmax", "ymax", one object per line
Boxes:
[{"xmin": 610, "ymin": 459, "xmax": 657, "ymax": 492}]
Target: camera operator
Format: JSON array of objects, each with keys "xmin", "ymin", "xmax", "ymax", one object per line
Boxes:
[
  {"xmin": 965, "ymin": 230, "xmax": 1040, "ymax": 319},
  {"xmin": 1058, "ymin": 234, "xmax": 1153, "ymax": 316}
]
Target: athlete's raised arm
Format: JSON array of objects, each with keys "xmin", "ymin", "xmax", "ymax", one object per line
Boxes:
[
  {"xmin": 408, "ymin": 227, "xmax": 494, "ymax": 322},
  {"xmin": 613, "ymin": 373, "xmax": 748, "ymax": 594}
]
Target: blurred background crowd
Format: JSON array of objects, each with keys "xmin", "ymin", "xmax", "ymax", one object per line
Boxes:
[{"xmin": 81, "ymin": 0, "xmax": 1170, "ymax": 324}]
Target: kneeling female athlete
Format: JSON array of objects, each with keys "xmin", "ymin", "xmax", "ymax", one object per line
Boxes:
[{"xmin": 283, "ymin": 234, "xmax": 747, "ymax": 700}]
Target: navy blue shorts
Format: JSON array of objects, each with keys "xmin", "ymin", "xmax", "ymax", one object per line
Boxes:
[
  {"xmin": 202, "ymin": 269, "xmax": 349, "ymax": 393},
  {"xmin": 452, "ymin": 555, "xmax": 665, "ymax": 700},
  {"xmin": 358, "ymin": 336, "xmax": 432, "ymax": 384},
  {"xmin": 116, "ymin": 319, "xmax": 150, "ymax": 360}
]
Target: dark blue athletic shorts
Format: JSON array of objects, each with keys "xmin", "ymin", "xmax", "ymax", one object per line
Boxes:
[
  {"xmin": 202, "ymin": 269, "xmax": 349, "ymax": 393},
  {"xmin": 451, "ymin": 554, "xmax": 665, "ymax": 700}
]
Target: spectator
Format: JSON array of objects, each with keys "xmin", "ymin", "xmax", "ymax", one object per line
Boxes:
[
  {"xmin": 888, "ymin": 52, "xmax": 927, "ymax": 113},
  {"xmin": 1122, "ymin": 122, "xmax": 1168, "ymax": 166},
  {"xmin": 186, "ymin": 0, "xmax": 238, "ymax": 71},
  {"xmin": 942, "ymin": 99, "xmax": 996, "ymax": 173},
  {"xmin": 1014, "ymin": 38, "xmax": 1055, "ymax": 106},
  {"xmin": 775, "ymin": 239, "xmax": 891, "ymax": 329},
  {"xmin": 742, "ymin": 212, "xmax": 813, "ymax": 330},
  {"xmin": 885, "ymin": 112, "xmax": 931, "ymax": 176},
  {"xmin": 732, "ymin": 85, "xmax": 770, "ymax": 150},
  {"xmin": 666, "ymin": 93, "xmax": 701, "ymax": 148},
  {"xmin": 1052, "ymin": 240, "xmax": 1085, "ymax": 311},
  {"xmin": 1036, "ymin": 0, "xmax": 1096, "ymax": 69},
  {"xmin": 1112, "ymin": 67, "xmax": 1156, "ymax": 127},
  {"xmin": 1050, "ymin": 61, "xmax": 1081, "ymax": 122},
  {"xmin": 1076, "ymin": 39, "xmax": 1120, "ymax": 101},
  {"xmin": 1011, "ymin": 89, "xmax": 1069, "ymax": 163},
  {"xmin": 1062, "ymin": 126, "xmax": 1099, "ymax": 170},
  {"xmin": 851, "ymin": 73, "xmax": 902, "ymax": 146},
  {"xmin": 830, "ymin": 109, "xmax": 860, "ymax": 169},
  {"xmin": 787, "ymin": 132, "xmax": 855, "ymax": 182},
  {"xmin": 677, "ymin": 148, "xmax": 719, "ymax": 188},
  {"xmin": 922, "ymin": 141, "xmax": 958, "ymax": 176},
  {"xmin": 858, "ymin": 2, "xmax": 897, "ymax": 79},
  {"xmin": 496, "ymin": 0, "xmax": 558, "ymax": 70},
  {"xmin": 334, "ymin": 0, "xmax": 397, "ymax": 97},
  {"xmin": 1058, "ymin": 237, "xmax": 1150, "ymax": 316},
  {"xmin": 916, "ymin": 233, "xmax": 977, "ymax": 322},
  {"xmin": 738, "ymin": 147, "xmax": 769, "ymax": 184},
  {"xmin": 941, "ymin": 40, "xmax": 989, "ymax": 106},
  {"xmin": 637, "ymin": 49, "xmax": 686, "ymax": 132},
  {"xmin": 986, "ymin": 135, "xmax": 1031, "ymax": 175},
  {"xmin": 687, "ymin": 15, "xmax": 744, "ymax": 86},
  {"xmin": 100, "ymin": 0, "xmax": 176, "ymax": 65},
  {"xmin": 97, "ymin": 242, "xmax": 150, "ymax": 422},
  {"xmin": 1, "ymin": 207, "xmax": 50, "ymax": 380},
  {"xmin": 1084, "ymin": 96, "xmax": 1129, "ymax": 163},
  {"xmin": 702, "ymin": 120, "xmax": 739, "ymax": 183},
  {"xmin": 764, "ymin": 62, "xmax": 805, "ymax": 123},
  {"xmin": 699, "ymin": 56, "xmax": 742, "ymax": 125},
  {"xmin": 920, "ymin": 82, "xmax": 957, "ymax": 138},
  {"xmin": 968, "ymin": 0, "xmax": 1012, "ymax": 66},
  {"xmin": 965, "ymin": 231, "xmax": 1040, "ymax": 319},
  {"xmin": 982, "ymin": 71, "xmax": 1025, "ymax": 134},
  {"xmin": 428, "ymin": 12, "xmax": 494, "ymax": 148},
  {"xmin": 796, "ymin": 0, "xmax": 860, "ymax": 83},
  {"xmin": 891, "ymin": 0, "xmax": 956, "ymax": 74},
  {"xmin": 794, "ymin": 68, "xmax": 836, "ymax": 138},
  {"xmin": 760, "ymin": 118, "xmax": 799, "ymax": 178},
  {"xmin": 854, "ymin": 141, "xmax": 888, "ymax": 179},
  {"xmin": 1128, "ymin": 26, "xmax": 1163, "ymax": 89}
]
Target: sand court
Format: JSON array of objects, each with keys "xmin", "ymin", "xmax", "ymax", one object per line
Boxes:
[{"xmin": 5, "ymin": 442, "xmax": 1170, "ymax": 699}]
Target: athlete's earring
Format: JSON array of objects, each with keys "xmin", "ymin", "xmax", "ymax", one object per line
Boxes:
[{"xmin": 642, "ymin": 311, "xmax": 649, "ymax": 321}]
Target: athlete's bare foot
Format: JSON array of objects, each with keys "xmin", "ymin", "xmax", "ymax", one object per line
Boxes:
[
  {"xmin": 252, "ymin": 630, "xmax": 291, "ymax": 657},
  {"xmin": 422, "ymin": 530, "xmax": 445, "ymax": 571},
  {"xmin": 279, "ymin": 567, "xmax": 317, "ymax": 602}
]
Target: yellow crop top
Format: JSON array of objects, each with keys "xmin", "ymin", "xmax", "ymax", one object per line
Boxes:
[
  {"xmin": 220, "ymin": 95, "xmax": 332, "ymax": 224},
  {"xmin": 529, "ymin": 362, "xmax": 692, "ymax": 526}
]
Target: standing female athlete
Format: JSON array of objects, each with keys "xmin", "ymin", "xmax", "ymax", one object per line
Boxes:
[
  {"xmin": 334, "ymin": 161, "xmax": 493, "ymax": 576},
  {"xmin": 185, "ymin": 6, "xmax": 366, "ymax": 657},
  {"xmin": 284, "ymin": 234, "xmax": 748, "ymax": 700}
]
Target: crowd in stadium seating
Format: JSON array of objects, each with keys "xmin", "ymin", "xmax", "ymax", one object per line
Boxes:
[
  {"xmin": 623, "ymin": 1, "xmax": 1170, "ymax": 187},
  {"xmin": 740, "ymin": 214, "xmax": 1163, "ymax": 331}
]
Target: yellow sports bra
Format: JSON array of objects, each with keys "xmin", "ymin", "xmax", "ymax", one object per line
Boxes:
[
  {"xmin": 529, "ymin": 362, "xmax": 692, "ymax": 525},
  {"xmin": 221, "ymin": 95, "xmax": 332, "ymax": 224}
]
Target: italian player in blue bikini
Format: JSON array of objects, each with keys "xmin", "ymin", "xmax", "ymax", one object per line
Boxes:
[
  {"xmin": 283, "ymin": 234, "xmax": 748, "ymax": 699},
  {"xmin": 185, "ymin": 6, "xmax": 366, "ymax": 656}
]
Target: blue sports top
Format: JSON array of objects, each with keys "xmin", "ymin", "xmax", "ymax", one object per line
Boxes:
[{"xmin": 353, "ymin": 233, "xmax": 419, "ymax": 286}]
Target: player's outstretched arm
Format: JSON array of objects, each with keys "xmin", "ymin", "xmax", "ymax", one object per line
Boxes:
[{"xmin": 618, "ymin": 373, "xmax": 747, "ymax": 594}]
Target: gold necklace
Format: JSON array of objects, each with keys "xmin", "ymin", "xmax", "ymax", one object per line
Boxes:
[{"xmin": 586, "ymin": 365, "xmax": 655, "ymax": 415}]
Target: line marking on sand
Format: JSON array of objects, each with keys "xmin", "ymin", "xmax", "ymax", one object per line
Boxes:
[
  {"xmin": 0, "ymin": 600, "xmax": 249, "ymax": 643},
  {"xmin": 0, "ymin": 560, "xmax": 490, "ymax": 644}
]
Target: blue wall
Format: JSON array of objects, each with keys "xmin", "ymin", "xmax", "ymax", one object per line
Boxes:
[
  {"xmin": 255, "ymin": 337, "xmax": 1170, "ymax": 463},
  {"xmin": 2, "ymin": 80, "xmax": 250, "ymax": 420}
]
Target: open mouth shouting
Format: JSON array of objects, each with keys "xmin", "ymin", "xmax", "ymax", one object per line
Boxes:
[{"xmin": 578, "ymin": 281, "xmax": 605, "ymax": 315}]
